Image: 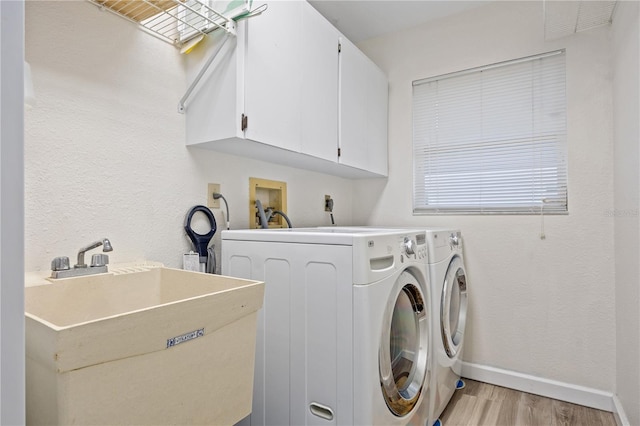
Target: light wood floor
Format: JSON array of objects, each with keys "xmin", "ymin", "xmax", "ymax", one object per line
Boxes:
[{"xmin": 439, "ymin": 379, "xmax": 617, "ymax": 426}]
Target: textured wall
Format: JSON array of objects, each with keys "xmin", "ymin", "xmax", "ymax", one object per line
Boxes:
[
  {"xmin": 356, "ymin": 1, "xmax": 616, "ymax": 391},
  {"xmin": 24, "ymin": 1, "xmax": 353, "ymax": 273},
  {"xmin": 612, "ymin": 1, "xmax": 640, "ymax": 424}
]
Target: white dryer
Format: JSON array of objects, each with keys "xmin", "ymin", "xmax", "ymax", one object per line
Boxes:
[
  {"xmin": 424, "ymin": 229, "xmax": 468, "ymax": 426},
  {"xmin": 221, "ymin": 228, "xmax": 432, "ymax": 426}
]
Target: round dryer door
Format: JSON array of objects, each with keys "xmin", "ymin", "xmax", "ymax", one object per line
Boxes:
[
  {"xmin": 379, "ymin": 270, "xmax": 429, "ymax": 417},
  {"xmin": 441, "ymin": 256, "xmax": 468, "ymax": 358}
]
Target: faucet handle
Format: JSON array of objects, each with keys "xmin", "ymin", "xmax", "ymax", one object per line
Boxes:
[
  {"xmin": 91, "ymin": 253, "xmax": 109, "ymax": 268},
  {"xmin": 51, "ymin": 256, "xmax": 70, "ymax": 271}
]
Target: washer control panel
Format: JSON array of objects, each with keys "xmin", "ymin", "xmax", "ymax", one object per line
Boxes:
[
  {"xmin": 403, "ymin": 236, "xmax": 416, "ymax": 255},
  {"xmin": 401, "ymin": 233, "xmax": 427, "ymax": 261}
]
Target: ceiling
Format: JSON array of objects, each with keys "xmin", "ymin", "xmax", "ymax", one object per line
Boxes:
[
  {"xmin": 307, "ymin": 1, "xmax": 618, "ymax": 43},
  {"xmin": 88, "ymin": 0, "xmax": 617, "ymax": 49},
  {"xmin": 307, "ymin": 0, "xmax": 489, "ymax": 43}
]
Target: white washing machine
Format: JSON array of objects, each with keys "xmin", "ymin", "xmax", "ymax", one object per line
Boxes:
[
  {"xmin": 222, "ymin": 228, "xmax": 433, "ymax": 426},
  {"xmin": 424, "ymin": 229, "xmax": 468, "ymax": 426}
]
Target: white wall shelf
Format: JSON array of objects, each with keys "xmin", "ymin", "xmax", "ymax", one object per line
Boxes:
[{"xmin": 87, "ymin": 0, "xmax": 253, "ymax": 47}]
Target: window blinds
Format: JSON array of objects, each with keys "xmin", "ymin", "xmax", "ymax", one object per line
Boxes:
[{"xmin": 412, "ymin": 50, "xmax": 567, "ymax": 214}]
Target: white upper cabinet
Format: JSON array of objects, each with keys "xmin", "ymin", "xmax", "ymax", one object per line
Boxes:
[
  {"xmin": 338, "ymin": 37, "xmax": 389, "ymax": 176},
  {"xmin": 185, "ymin": 0, "xmax": 387, "ymax": 178},
  {"xmin": 300, "ymin": 4, "xmax": 340, "ymax": 163},
  {"xmin": 244, "ymin": 0, "xmax": 304, "ymax": 153}
]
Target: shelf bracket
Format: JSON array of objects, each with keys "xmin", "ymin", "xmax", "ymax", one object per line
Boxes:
[
  {"xmin": 178, "ymin": 28, "xmax": 234, "ymax": 114},
  {"xmin": 177, "ymin": 3, "xmax": 268, "ymax": 114}
]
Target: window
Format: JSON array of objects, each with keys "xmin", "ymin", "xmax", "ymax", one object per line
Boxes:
[{"xmin": 412, "ymin": 50, "xmax": 567, "ymax": 214}]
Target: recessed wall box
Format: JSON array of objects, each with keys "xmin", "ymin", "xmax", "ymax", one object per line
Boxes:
[{"xmin": 249, "ymin": 177, "xmax": 287, "ymax": 229}]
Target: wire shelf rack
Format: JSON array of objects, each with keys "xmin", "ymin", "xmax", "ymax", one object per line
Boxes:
[{"xmin": 88, "ymin": 0, "xmax": 249, "ymax": 47}]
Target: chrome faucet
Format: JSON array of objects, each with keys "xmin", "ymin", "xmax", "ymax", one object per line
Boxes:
[
  {"xmin": 50, "ymin": 238, "xmax": 114, "ymax": 279},
  {"xmin": 76, "ymin": 238, "xmax": 113, "ymax": 268}
]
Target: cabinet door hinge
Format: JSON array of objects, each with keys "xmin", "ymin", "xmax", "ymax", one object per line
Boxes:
[
  {"xmin": 338, "ymin": 148, "xmax": 341, "ymax": 157},
  {"xmin": 338, "ymin": 42, "xmax": 342, "ymax": 53},
  {"xmin": 241, "ymin": 114, "xmax": 248, "ymax": 131}
]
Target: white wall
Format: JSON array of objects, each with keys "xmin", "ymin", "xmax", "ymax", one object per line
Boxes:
[
  {"xmin": 612, "ymin": 1, "xmax": 640, "ymax": 424},
  {"xmin": 356, "ymin": 1, "xmax": 616, "ymax": 392},
  {"xmin": 24, "ymin": 1, "xmax": 353, "ymax": 274}
]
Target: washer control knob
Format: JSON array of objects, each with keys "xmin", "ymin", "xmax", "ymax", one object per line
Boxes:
[
  {"xmin": 403, "ymin": 236, "xmax": 416, "ymax": 256},
  {"xmin": 450, "ymin": 233, "xmax": 460, "ymax": 247}
]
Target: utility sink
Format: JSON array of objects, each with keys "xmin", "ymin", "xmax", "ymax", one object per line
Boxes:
[{"xmin": 25, "ymin": 266, "xmax": 264, "ymax": 425}]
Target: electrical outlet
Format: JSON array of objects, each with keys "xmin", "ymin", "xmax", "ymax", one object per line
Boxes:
[
  {"xmin": 325, "ymin": 194, "xmax": 333, "ymax": 212},
  {"xmin": 207, "ymin": 183, "xmax": 220, "ymax": 208}
]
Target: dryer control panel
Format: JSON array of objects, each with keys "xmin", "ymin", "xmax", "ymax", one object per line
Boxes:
[
  {"xmin": 352, "ymin": 230, "xmax": 426, "ymax": 284},
  {"xmin": 426, "ymin": 229, "xmax": 463, "ymax": 263}
]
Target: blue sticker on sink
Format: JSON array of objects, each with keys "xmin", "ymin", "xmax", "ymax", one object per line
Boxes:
[{"xmin": 167, "ymin": 328, "xmax": 205, "ymax": 348}]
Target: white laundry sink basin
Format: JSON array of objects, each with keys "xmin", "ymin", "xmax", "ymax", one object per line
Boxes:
[{"xmin": 25, "ymin": 266, "xmax": 264, "ymax": 425}]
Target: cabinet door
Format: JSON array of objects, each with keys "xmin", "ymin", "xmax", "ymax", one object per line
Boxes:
[
  {"xmin": 339, "ymin": 37, "xmax": 389, "ymax": 176},
  {"xmin": 185, "ymin": 28, "xmax": 243, "ymax": 145},
  {"xmin": 364, "ymin": 63, "xmax": 388, "ymax": 176},
  {"xmin": 300, "ymin": 3, "xmax": 340, "ymax": 162},
  {"xmin": 244, "ymin": 1, "xmax": 303, "ymax": 152}
]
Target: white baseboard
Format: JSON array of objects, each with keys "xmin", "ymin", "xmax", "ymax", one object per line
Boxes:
[
  {"xmin": 460, "ymin": 361, "xmax": 616, "ymax": 413},
  {"xmin": 612, "ymin": 394, "xmax": 631, "ymax": 426}
]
